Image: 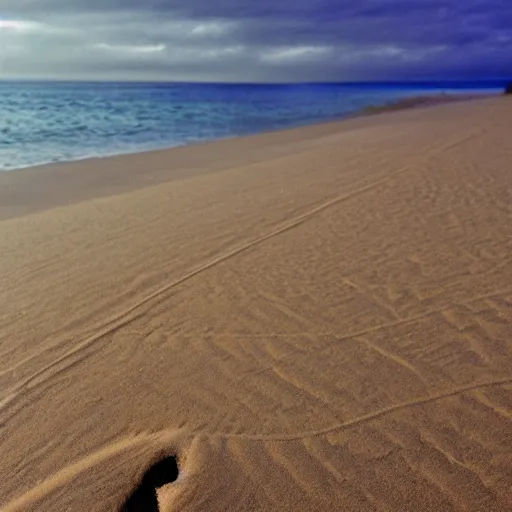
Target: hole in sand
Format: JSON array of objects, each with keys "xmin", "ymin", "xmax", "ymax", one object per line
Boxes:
[{"xmin": 121, "ymin": 455, "xmax": 179, "ymax": 512}]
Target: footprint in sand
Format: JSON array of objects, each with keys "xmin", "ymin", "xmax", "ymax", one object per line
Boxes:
[{"xmin": 121, "ymin": 455, "xmax": 179, "ymax": 512}]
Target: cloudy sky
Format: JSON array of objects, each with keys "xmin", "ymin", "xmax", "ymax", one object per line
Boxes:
[{"xmin": 0, "ymin": 0, "xmax": 511, "ymax": 82}]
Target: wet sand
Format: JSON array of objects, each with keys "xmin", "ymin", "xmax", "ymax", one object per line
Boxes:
[{"xmin": 1, "ymin": 96, "xmax": 511, "ymax": 511}]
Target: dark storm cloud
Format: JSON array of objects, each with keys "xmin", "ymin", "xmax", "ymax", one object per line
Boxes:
[{"xmin": 1, "ymin": 0, "xmax": 511, "ymax": 81}]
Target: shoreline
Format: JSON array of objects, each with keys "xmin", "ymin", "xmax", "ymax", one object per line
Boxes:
[
  {"xmin": 0, "ymin": 92, "xmax": 495, "ymax": 175},
  {"xmin": 0, "ymin": 93, "xmax": 499, "ymax": 221}
]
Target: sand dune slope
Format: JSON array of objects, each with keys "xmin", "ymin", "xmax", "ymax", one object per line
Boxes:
[{"xmin": 1, "ymin": 98, "xmax": 511, "ymax": 511}]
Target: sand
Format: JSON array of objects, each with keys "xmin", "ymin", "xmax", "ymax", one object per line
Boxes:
[{"xmin": 0, "ymin": 96, "xmax": 511, "ymax": 511}]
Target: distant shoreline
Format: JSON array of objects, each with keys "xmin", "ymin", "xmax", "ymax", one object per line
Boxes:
[
  {"xmin": 353, "ymin": 92, "xmax": 495, "ymax": 116},
  {"xmin": 0, "ymin": 90, "xmax": 498, "ymax": 174}
]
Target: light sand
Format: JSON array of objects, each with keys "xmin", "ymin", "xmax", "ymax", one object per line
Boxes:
[{"xmin": 1, "ymin": 97, "xmax": 511, "ymax": 511}]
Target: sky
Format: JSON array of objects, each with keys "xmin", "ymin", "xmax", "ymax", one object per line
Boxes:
[{"xmin": 0, "ymin": 0, "xmax": 511, "ymax": 82}]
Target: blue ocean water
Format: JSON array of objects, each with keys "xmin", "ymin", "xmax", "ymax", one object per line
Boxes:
[{"xmin": 0, "ymin": 81, "xmax": 505, "ymax": 171}]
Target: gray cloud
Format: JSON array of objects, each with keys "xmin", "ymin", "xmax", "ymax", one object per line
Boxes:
[{"xmin": 1, "ymin": 0, "xmax": 511, "ymax": 81}]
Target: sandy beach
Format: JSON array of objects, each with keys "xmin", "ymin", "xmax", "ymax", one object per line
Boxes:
[{"xmin": 1, "ymin": 96, "xmax": 511, "ymax": 511}]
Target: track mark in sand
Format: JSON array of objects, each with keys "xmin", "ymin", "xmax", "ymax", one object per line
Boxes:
[
  {"xmin": 0, "ymin": 178, "xmax": 400, "ymax": 417},
  {"xmin": 0, "ymin": 176, "xmax": 393, "ymax": 416},
  {"xmin": 121, "ymin": 456, "xmax": 179, "ymax": 512},
  {"xmin": 358, "ymin": 335, "xmax": 428, "ymax": 384},
  {"xmin": 0, "ymin": 128, "xmax": 485, "ymax": 418},
  {"xmin": 222, "ymin": 377, "xmax": 512, "ymax": 441},
  {"xmin": 472, "ymin": 390, "xmax": 512, "ymax": 421}
]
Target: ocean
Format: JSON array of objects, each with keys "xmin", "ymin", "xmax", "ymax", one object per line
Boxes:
[{"xmin": 0, "ymin": 80, "xmax": 505, "ymax": 171}]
